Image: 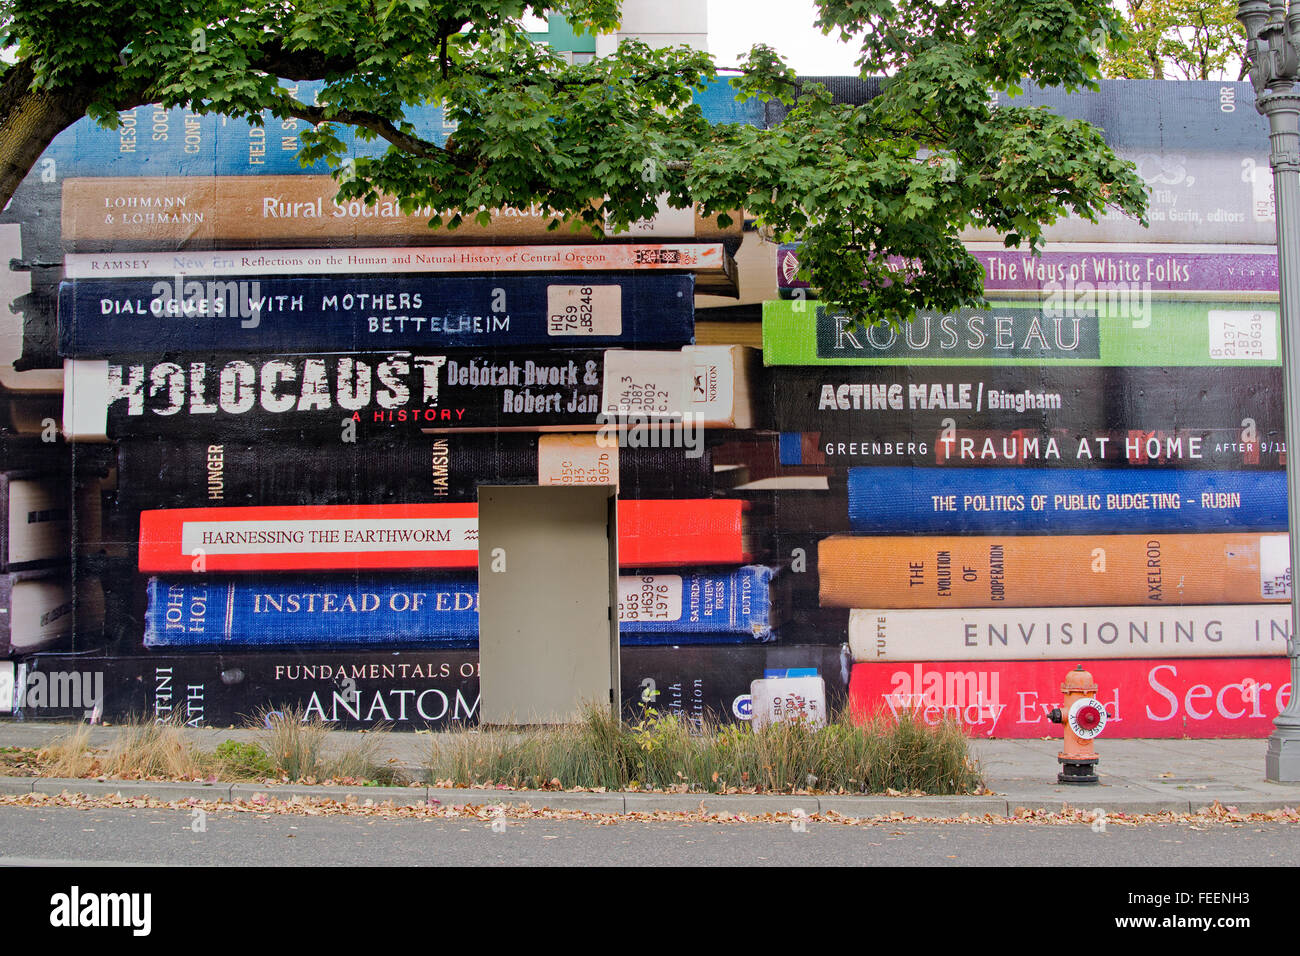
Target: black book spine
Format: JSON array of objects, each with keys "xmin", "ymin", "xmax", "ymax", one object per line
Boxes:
[
  {"xmin": 113, "ymin": 435, "xmax": 715, "ymax": 509},
  {"xmin": 781, "ymin": 426, "xmax": 1289, "ymax": 470},
  {"xmin": 72, "ymin": 350, "xmax": 622, "ymax": 440},
  {"xmin": 22, "ymin": 644, "xmax": 851, "ymax": 729},
  {"xmin": 767, "ymin": 366, "xmax": 1284, "ymax": 446}
]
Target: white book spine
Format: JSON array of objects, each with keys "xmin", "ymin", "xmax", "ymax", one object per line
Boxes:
[{"xmin": 848, "ymin": 605, "xmax": 1291, "ymax": 662}]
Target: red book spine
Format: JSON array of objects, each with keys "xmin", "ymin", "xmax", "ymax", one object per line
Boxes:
[
  {"xmin": 137, "ymin": 500, "xmax": 750, "ymax": 572},
  {"xmin": 617, "ymin": 500, "xmax": 751, "ymax": 567},
  {"xmin": 138, "ymin": 504, "xmax": 480, "ymax": 573},
  {"xmin": 849, "ymin": 658, "xmax": 1291, "ymax": 739}
]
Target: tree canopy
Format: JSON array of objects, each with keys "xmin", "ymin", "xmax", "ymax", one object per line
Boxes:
[
  {"xmin": 0, "ymin": 0, "xmax": 1149, "ymax": 327},
  {"xmin": 1104, "ymin": 0, "xmax": 1247, "ymax": 81}
]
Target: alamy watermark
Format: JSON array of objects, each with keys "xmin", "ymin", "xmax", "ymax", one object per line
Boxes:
[
  {"xmin": 17, "ymin": 670, "xmax": 103, "ymax": 719},
  {"xmin": 595, "ymin": 411, "xmax": 704, "ymax": 459},
  {"xmin": 143, "ymin": 276, "xmax": 265, "ymax": 328},
  {"xmin": 1042, "ymin": 277, "xmax": 1153, "ymax": 329}
]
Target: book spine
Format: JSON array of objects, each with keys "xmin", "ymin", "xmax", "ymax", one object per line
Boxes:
[
  {"xmin": 138, "ymin": 503, "xmax": 480, "ymax": 573},
  {"xmin": 21, "ymin": 641, "xmax": 842, "ymax": 730},
  {"xmin": 617, "ymin": 566, "xmax": 778, "ymax": 636},
  {"xmin": 766, "ymin": 366, "xmax": 1283, "ymax": 440},
  {"xmin": 59, "ymin": 274, "xmax": 696, "ymax": 356},
  {"xmin": 768, "ymin": 79, "xmax": 1265, "ymax": 151},
  {"xmin": 622, "ymin": 643, "xmax": 851, "ymax": 726},
  {"xmin": 992, "ymin": 81, "xmax": 1263, "ymax": 150},
  {"xmin": 776, "ymin": 245, "xmax": 1282, "ymax": 296},
  {"xmin": 959, "ymin": 149, "xmax": 1274, "ymax": 244},
  {"xmin": 619, "ymin": 633, "xmax": 777, "ymax": 646},
  {"xmin": 22, "ymin": 650, "xmax": 484, "ymax": 729},
  {"xmin": 0, "ymin": 439, "xmax": 74, "ymax": 475},
  {"xmin": 143, "ymin": 567, "xmax": 781, "ymax": 647},
  {"xmin": 39, "ymin": 80, "xmax": 760, "ymax": 179},
  {"xmin": 761, "ymin": 300, "xmax": 1281, "ymax": 366},
  {"xmin": 619, "ymin": 500, "xmax": 751, "ymax": 568},
  {"xmin": 136, "ymin": 500, "xmax": 748, "ymax": 572},
  {"xmin": 744, "ymin": 489, "xmax": 851, "ymax": 534},
  {"xmin": 63, "ymin": 244, "xmax": 731, "ymax": 279},
  {"xmin": 779, "ymin": 428, "xmax": 1289, "ymax": 470},
  {"xmin": 817, "ymin": 532, "xmax": 1292, "ymax": 609},
  {"xmin": 114, "ymin": 435, "xmax": 713, "ymax": 509},
  {"xmin": 61, "ymin": 176, "xmax": 744, "ymax": 248},
  {"xmin": 65, "ymin": 346, "xmax": 750, "ymax": 440},
  {"xmin": 847, "ymin": 605, "xmax": 1291, "ymax": 662},
  {"xmin": 143, "ymin": 575, "xmax": 480, "ymax": 647},
  {"xmin": 845, "ymin": 467, "xmax": 1287, "ymax": 534},
  {"xmin": 849, "ymin": 658, "xmax": 1290, "ymax": 738},
  {"xmin": 0, "ymin": 571, "xmax": 102, "ymax": 656},
  {"xmin": 42, "ymin": 92, "xmax": 452, "ymax": 178},
  {"xmin": 1, "ymin": 474, "xmax": 71, "ymax": 570},
  {"xmin": 1, "ymin": 573, "xmax": 61, "ymax": 655}
]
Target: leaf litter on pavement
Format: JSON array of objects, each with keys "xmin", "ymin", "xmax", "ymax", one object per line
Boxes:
[{"xmin": 0, "ymin": 791, "xmax": 1296, "ymax": 828}]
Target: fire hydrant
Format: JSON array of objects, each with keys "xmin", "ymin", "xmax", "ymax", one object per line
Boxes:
[{"xmin": 1047, "ymin": 664, "xmax": 1107, "ymax": 784}]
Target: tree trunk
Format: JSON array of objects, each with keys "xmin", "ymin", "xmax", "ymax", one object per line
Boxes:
[{"xmin": 0, "ymin": 62, "xmax": 99, "ymax": 210}]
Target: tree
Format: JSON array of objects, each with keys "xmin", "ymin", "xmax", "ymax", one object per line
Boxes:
[
  {"xmin": 1103, "ymin": 0, "xmax": 1248, "ymax": 80},
  {"xmin": 0, "ymin": 0, "xmax": 1147, "ymax": 327}
]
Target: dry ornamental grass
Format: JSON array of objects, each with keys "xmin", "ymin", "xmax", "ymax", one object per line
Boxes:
[{"xmin": 425, "ymin": 706, "xmax": 983, "ymax": 795}]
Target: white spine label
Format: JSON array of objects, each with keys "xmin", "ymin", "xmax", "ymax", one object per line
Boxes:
[
  {"xmin": 537, "ymin": 434, "xmax": 618, "ymax": 487},
  {"xmin": 617, "ymin": 574, "xmax": 683, "ymax": 624},
  {"xmin": 1261, "ymin": 534, "xmax": 1291, "ymax": 599},
  {"xmin": 1208, "ymin": 309, "xmax": 1277, "ymax": 361},
  {"xmin": 179, "ymin": 518, "xmax": 479, "ymax": 555},
  {"xmin": 601, "ymin": 351, "xmax": 689, "ymax": 418},
  {"xmin": 547, "ymin": 284, "xmax": 622, "ymax": 336}
]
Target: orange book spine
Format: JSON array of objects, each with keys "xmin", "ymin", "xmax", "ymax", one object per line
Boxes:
[
  {"xmin": 63, "ymin": 176, "xmax": 742, "ymax": 246},
  {"xmin": 817, "ymin": 533, "xmax": 1291, "ymax": 609}
]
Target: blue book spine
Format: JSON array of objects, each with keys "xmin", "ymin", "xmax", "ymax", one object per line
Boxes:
[
  {"xmin": 617, "ymin": 566, "xmax": 779, "ymax": 638},
  {"xmin": 59, "ymin": 274, "xmax": 695, "ymax": 355},
  {"xmin": 770, "ymin": 78, "xmax": 1264, "ymax": 151},
  {"xmin": 144, "ymin": 568, "xmax": 780, "ymax": 648},
  {"xmin": 36, "ymin": 80, "xmax": 760, "ymax": 179},
  {"xmin": 846, "ymin": 467, "xmax": 1288, "ymax": 534},
  {"xmin": 143, "ymin": 575, "xmax": 480, "ymax": 648},
  {"xmin": 779, "ymin": 433, "xmax": 807, "ymax": 465}
]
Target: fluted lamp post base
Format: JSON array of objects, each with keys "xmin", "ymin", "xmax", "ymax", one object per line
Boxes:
[
  {"xmin": 1266, "ymin": 734, "xmax": 1300, "ymax": 781},
  {"xmin": 1239, "ymin": 0, "xmax": 1300, "ymax": 781}
]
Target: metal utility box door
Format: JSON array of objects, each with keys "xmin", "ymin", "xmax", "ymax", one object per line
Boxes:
[{"xmin": 476, "ymin": 485, "xmax": 619, "ymax": 725}]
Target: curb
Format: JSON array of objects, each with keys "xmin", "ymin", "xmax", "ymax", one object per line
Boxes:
[
  {"xmin": 27, "ymin": 779, "xmax": 236, "ymax": 802},
  {"xmin": 1, "ymin": 776, "xmax": 1297, "ymax": 816}
]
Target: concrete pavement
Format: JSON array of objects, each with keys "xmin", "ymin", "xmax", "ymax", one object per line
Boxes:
[{"xmin": 2, "ymin": 720, "xmax": 1299, "ymax": 816}]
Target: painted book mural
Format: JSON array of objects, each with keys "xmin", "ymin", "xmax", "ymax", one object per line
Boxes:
[{"xmin": 0, "ymin": 77, "xmax": 1291, "ymax": 738}]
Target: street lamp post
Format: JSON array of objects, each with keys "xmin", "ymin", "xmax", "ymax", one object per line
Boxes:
[{"xmin": 1239, "ymin": 0, "xmax": 1300, "ymax": 781}]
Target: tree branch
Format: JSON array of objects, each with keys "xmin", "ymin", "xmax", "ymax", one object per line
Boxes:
[{"xmin": 279, "ymin": 98, "xmax": 445, "ymax": 158}]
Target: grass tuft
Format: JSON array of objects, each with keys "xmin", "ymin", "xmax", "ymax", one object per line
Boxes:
[
  {"xmin": 426, "ymin": 705, "xmax": 983, "ymax": 795},
  {"xmin": 39, "ymin": 724, "xmax": 96, "ymax": 778},
  {"xmin": 101, "ymin": 715, "xmax": 211, "ymax": 780},
  {"xmin": 252, "ymin": 708, "xmax": 407, "ymax": 784}
]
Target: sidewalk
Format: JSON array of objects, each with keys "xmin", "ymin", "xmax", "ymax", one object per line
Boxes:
[{"xmin": 2, "ymin": 721, "xmax": 1299, "ymax": 816}]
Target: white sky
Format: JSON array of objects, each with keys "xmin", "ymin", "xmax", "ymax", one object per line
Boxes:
[
  {"xmin": 706, "ymin": 0, "xmax": 863, "ymax": 75},
  {"xmin": 525, "ymin": 2, "xmax": 865, "ymax": 75}
]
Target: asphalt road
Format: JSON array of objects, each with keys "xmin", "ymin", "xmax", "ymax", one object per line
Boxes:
[{"xmin": 0, "ymin": 805, "xmax": 1296, "ymax": 867}]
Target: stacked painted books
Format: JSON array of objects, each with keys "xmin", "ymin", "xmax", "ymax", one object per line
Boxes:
[
  {"xmin": 8, "ymin": 77, "xmax": 855, "ymax": 727},
  {"xmin": 762, "ymin": 79, "xmax": 1291, "ymax": 738}
]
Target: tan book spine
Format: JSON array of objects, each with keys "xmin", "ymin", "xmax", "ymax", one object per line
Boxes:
[
  {"xmin": 817, "ymin": 533, "xmax": 1291, "ymax": 609},
  {"xmin": 62, "ymin": 176, "xmax": 741, "ymax": 246}
]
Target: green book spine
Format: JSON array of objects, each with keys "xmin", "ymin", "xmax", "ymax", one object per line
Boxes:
[{"xmin": 761, "ymin": 300, "xmax": 1282, "ymax": 367}]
